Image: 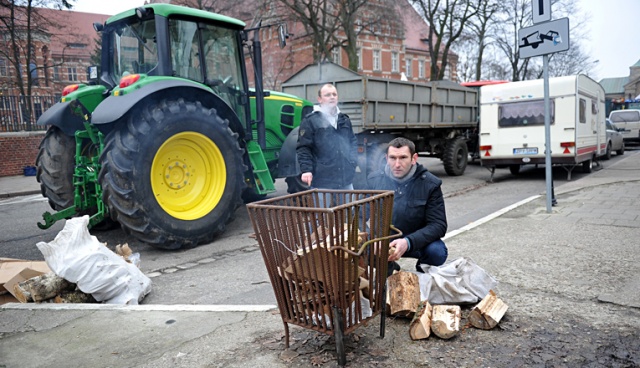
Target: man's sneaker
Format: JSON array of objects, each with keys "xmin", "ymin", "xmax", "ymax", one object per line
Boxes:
[{"xmin": 387, "ymin": 261, "xmax": 401, "ymax": 277}]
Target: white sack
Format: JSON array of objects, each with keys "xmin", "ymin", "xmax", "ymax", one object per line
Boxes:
[
  {"xmin": 36, "ymin": 216, "xmax": 152, "ymax": 304},
  {"xmin": 416, "ymin": 257, "xmax": 497, "ymax": 304}
]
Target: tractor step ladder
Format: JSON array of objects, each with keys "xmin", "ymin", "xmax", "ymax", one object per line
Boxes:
[{"xmin": 246, "ymin": 140, "xmax": 276, "ymax": 194}]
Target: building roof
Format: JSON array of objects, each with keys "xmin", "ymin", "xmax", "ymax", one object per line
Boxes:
[
  {"xmin": 50, "ymin": 9, "xmax": 110, "ymax": 57},
  {"xmin": 599, "ymin": 77, "xmax": 629, "ymax": 94},
  {"xmin": 400, "ymin": 0, "xmax": 430, "ymax": 53}
]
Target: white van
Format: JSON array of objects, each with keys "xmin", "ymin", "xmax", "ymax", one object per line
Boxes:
[
  {"xmin": 479, "ymin": 74, "xmax": 606, "ymax": 180},
  {"xmin": 609, "ymin": 109, "xmax": 640, "ymax": 143}
]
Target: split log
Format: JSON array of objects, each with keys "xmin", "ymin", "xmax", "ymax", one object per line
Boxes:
[
  {"xmin": 409, "ymin": 300, "xmax": 432, "ymax": 340},
  {"xmin": 387, "ymin": 271, "xmax": 420, "ymax": 318},
  {"xmin": 12, "ymin": 283, "xmax": 32, "ymax": 303},
  {"xmin": 15, "ymin": 272, "xmax": 75, "ymax": 303},
  {"xmin": 54, "ymin": 291, "xmax": 97, "ymax": 304},
  {"xmin": 430, "ymin": 305, "xmax": 461, "ymax": 339},
  {"xmin": 468, "ymin": 290, "xmax": 508, "ymax": 330}
]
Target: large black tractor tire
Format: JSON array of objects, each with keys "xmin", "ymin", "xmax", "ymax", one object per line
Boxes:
[
  {"xmin": 443, "ymin": 137, "xmax": 468, "ymax": 176},
  {"xmin": 99, "ymin": 99, "xmax": 245, "ymax": 250},
  {"xmin": 36, "ymin": 127, "xmax": 75, "ymax": 210}
]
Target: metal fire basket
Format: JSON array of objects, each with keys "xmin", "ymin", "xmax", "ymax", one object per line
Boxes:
[{"xmin": 246, "ymin": 189, "xmax": 399, "ymax": 366}]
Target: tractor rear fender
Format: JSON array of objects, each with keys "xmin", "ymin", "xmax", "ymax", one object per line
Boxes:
[
  {"xmin": 277, "ymin": 126, "xmax": 300, "ymax": 178},
  {"xmin": 91, "ymin": 80, "xmax": 245, "ymax": 138},
  {"xmin": 36, "ymin": 99, "xmax": 89, "ymax": 137}
]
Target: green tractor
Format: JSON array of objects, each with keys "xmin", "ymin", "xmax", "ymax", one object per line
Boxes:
[{"xmin": 35, "ymin": 4, "xmax": 313, "ymax": 249}]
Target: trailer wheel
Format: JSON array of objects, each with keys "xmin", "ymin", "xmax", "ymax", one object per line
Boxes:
[
  {"xmin": 509, "ymin": 165, "xmax": 521, "ymax": 175},
  {"xmin": 443, "ymin": 137, "xmax": 468, "ymax": 176},
  {"xmin": 99, "ymin": 99, "xmax": 245, "ymax": 250},
  {"xmin": 36, "ymin": 127, "xmax": 75, "ymax": 210},
  {"xmin": 582, "ymin": 158, "xmax": 593, "ymax": 173},
  {"xmin": 285, "ymin": 174, "xmax": 309, "ymax": 194}
]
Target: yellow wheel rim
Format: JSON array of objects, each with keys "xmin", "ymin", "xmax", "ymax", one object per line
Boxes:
[{"xmin": 151, "ymin": 132, "xmax": 226, "ymax": 220}]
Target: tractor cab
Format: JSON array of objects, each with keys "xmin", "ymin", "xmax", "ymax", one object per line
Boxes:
[{"xmin": 35, "ymin": 4, "xmax": 312, "ymax": 250}]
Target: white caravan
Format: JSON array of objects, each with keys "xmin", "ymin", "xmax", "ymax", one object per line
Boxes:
[{"xmin": 479, "ymin": 74, "xmax": 606, "ymax": 180}]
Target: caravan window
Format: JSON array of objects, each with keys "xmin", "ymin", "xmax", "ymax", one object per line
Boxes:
[
  {"xmin": 498, "ymin": 100, "xmax": 554, "ymax": 127},
  {"xmin": 579, "ymin": 98, "xmax": 586, "ymax": 124}
]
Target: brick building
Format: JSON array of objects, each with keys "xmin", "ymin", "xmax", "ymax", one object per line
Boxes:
[{"xmin": 0, "ymin": 1, "xmax": 455, "ymax": 176}]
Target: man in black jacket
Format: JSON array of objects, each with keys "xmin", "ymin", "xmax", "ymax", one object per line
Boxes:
[
  {"xmin": 368, "ymin": 137, "xmax": 448, "ymax": 272},
  {"xmin": 297, "ymin": 84, "xmax": 358, "ymax": 192}
]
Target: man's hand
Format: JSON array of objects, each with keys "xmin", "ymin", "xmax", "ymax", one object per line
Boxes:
[
  {"xmin": 301, "ymin": 172, "xmax": 313, "ymax": 186},
  {"xmin": 388, "ymin": 238, "xmax": 408, "ymax": 262}
]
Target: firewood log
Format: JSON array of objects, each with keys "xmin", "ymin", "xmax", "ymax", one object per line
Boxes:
[
  {"xmin": 12, "ymin": 283, "xmax": 32, "ymax": 303},
  {"xmin": 431, "ymin": 305, "xmax": 461, "ymax": 339},
  {"xmin": 409, "ymin": 300, "xmax": 432, "ymax": 340},
  {"xmin": 387, "ymin": 271, "xmax": 420, "ymax": 318},
  {"xmin": 15, "ymin": 272, "xmax": 75, "ymax": 302},
  {"xmin": 468, "ymin": 290, "xmax": 508, "ymax": 330},
  {"xmin": 54, "ymin": 291, "xmax": 97, "ymax": 304}
]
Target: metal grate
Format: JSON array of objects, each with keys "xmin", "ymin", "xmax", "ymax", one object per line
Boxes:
[{"xmin": 247, "ymin": 189, "xmax": 398, "ymax": 365}]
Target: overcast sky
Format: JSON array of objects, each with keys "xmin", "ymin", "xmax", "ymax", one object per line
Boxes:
[{"xmin": 70, "ymin": 0, "xmax": 640, "ymax": 82}]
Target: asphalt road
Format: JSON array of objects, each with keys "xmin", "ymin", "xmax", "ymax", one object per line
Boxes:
[{"xmin": 0, "ymin": 151, "xmax": 630, "ymax": 305}]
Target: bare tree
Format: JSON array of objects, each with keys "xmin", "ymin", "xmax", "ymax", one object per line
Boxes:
[
  {"xmin": 410, "ymin": 0, "xmax": 478, "ymax": 81},
  {"xmin": 464, "ymin": 0, "xmax": 499, "ymax": 80},
  {"xmin": 0, "ymin": 0, "xmax": 74, "ymax": 128},
  {"xmin": 275, "ymin": 0, "xmax": 339, "ymax": 63},
  {"xmin": 491, "ymin": 0, "xmax": 596, "ymax": 81},
  {"xmin": 167, "ymin": 0, "xmax": 240, "ymax": 15}
]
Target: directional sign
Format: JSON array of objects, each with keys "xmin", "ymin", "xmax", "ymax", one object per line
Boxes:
[
  {"xmin": 532, "ymin": 0, "xmax": 551, "ymax": 24},
  {"xmin": 518, "ymin": 17, "xmax": 569, "ymax": 59}
]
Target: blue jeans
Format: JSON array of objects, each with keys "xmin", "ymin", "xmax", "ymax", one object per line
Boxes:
[{"xmin": 402, "ymin": 239, "xmax": 448, "ymax": 272}]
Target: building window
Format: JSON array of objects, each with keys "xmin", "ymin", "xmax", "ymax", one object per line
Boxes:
[
  {"xmin": 373, "ymin": 50, "xmax": 381, "ymax": 71},
  {"xmin": 29, "ymin": 63, "xmax": 38, "ymax": 86},
  {"xmin": 443, "ymin": 63, "xmax": 451, "ymax": 80},
  {"xmin": 331, "ymin": 47, "xmax": 341, "ymax": 65},
  {"xmin": 418, "ymin": 60, "xmax": 425, "ymax": 79},
  {"xmin": 53, "ymin": 66, "xmax": 59, "ymax": 81},
  {"xmin": 357, "ymin": 48, "xmax": 362, "ymax": 70},
  {"xmin": 391, "ymin": 52, "xmax": 399, "ymax": 73},
  {"xmin": 0, "ymin": 58, "xmax": 7, "ymax": 76},
  {"xmin": 405, "ymin": 58, "xmax": 412, "ymax": 78},
  {"xmin": 67, "ymin": 67, "xmax": 78, "ymax": 81}
]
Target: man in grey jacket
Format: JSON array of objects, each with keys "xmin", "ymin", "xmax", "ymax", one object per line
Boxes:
[{"xmin": 368, "ymin": 137, "xmax": 448, "ymax": 273}]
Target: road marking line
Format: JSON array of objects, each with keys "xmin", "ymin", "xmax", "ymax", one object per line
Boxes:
[
  {"xmin": 1, "ymin": 303, "xmax": 278, "ymax": 312},
  {"xmin": 443, "ymin": 195, "xmax": 540, "ymax": 240}
]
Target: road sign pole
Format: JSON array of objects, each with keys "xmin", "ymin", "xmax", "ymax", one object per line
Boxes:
[{"xmin": 543, "ymin": 54, "xmax": 553, "ymax": 213}]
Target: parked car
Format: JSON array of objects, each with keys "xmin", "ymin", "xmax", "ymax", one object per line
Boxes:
[
  {"xmin": 609, "ymin": 109, "xmax": 640, "ymax": 143},
  {"xmin": 604, "ymin": 118, "xmax": 625, "ymax": 160}
]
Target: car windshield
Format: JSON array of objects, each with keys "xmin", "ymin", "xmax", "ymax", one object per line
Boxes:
[
  {"xmin": 110, "ymin": 18, "xmax": 159, "ymax": 82},
  {"xmin": 610, "ymin": 111, "xmax": 639, "ymax": 123}
]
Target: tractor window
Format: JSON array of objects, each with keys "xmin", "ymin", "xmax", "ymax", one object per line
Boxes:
[
  {"xmin": 111, "ymin": 19, "xmax": 158, "ymax": 82},
  {"xmin": 169, "ymin": 20, "xmax": 246, "ymax": 121},
  {"xmin": 169, "ymin": 20, "xmax": 202, "ymax": 81}
]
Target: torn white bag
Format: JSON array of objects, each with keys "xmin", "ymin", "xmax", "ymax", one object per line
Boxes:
[
  {"xmin": 36, "ymin": 216, "xmax": 152, "ymax": 304},
  {"xmin": 416, "ymin": 257, "xmax": 497, "ymax": 304}
]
